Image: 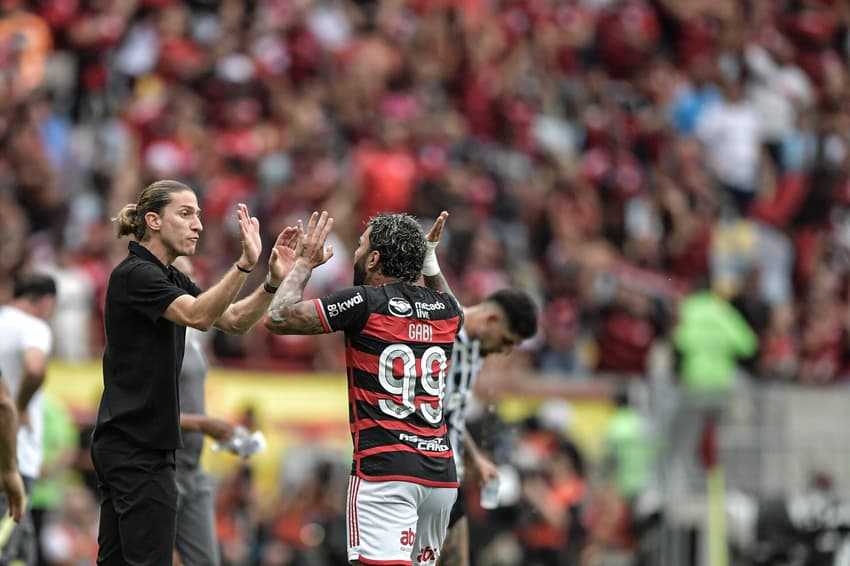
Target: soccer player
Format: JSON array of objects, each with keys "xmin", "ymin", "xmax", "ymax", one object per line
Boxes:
[
  {"xmin": 266, "ymin": 211, "xmax": 464, "ymax": 566},
  {"xmin": 91, "ymin": 179, "xmax": 295, "ymax": 566},
  {"xmin": 421, "ymin": 214, "xmax": 539, "ymax": 566},
  {"xmin": 0, "ymin": 273, "xmax": 57, "ymax": 562}
]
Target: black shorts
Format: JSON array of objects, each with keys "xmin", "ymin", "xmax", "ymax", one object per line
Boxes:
[
  {"xmin": 91, "ymin": 433, "xmax": 178, "ymax": 566},
  {"xmin": 448, "ymin": 487, "xmax": 466, "ymax": 529}
]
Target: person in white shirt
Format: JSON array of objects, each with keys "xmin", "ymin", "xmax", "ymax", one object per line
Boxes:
[
  {"xmin": 745, "ymin": 39, "xmax": 813, "ymax": 170},
  {"xmin": 695, "ymin": 75, "xmax": 764, "ymax": 215},
  {"xmin": 0, "ymin": 272, "xmax": 56, "ymax": 563}
]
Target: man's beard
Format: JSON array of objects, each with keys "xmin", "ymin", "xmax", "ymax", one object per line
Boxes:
[{"xmin": 353, "ymin": 259, "xmax": 366, "ymax": 286}]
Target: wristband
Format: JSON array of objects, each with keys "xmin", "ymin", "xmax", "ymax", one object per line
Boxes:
[
  {"xmin": 422, "ymin": 240, "xmax": 441, "ymax": 276},
  {"xmin": 236, "ymin": 263, "xmax": 252, "ymax": 274},
  {"xmin": 263, "ymin": 275, "xmax": 279, "ymax": 294}
]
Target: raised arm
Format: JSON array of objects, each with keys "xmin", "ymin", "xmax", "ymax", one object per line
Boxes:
[
  {"xmin": 164, "ymin": 203, "xmax": 262, "ymax": 331},
  {"xmin": 266, "ymin": 211, "xmax": 335, "ymax": 335},
  {"xmin": 422, "ymin": 210, "xmax": 455, "ymax": 296},
  {"xmin": 213, "ymin": 226, "xmax": 299, "ymax": 334}
]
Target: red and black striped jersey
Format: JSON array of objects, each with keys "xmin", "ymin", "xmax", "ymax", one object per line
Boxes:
[{"xmin": 313, "ymin": 281, "xmax": 464, "ymax": 487}]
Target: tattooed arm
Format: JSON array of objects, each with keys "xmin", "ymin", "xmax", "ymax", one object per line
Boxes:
[
  {"xmin": 423, "ymin": 272, "xmax": 453, "ymax": 295},
  {"xmin": 265, "ymin": 211, "xmax": 334, "ymax": 335},
  {"xmin": 265, "ymin": 257, "xmax": 326, "ymax": 334},
  {"xmin": 215, "ymin": 226, "xmax": 299, "ymax": 335}
]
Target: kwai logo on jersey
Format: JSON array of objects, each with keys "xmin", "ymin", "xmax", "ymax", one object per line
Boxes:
[
  {"xmin": 388, "ymin": 297, "xmax": 413, "ymax": 317},
  {"xmin": 327, "ymin": 292, "xmax": 363, "ymax": 317}
]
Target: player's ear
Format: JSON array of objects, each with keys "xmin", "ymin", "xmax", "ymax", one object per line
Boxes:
[
  {"xmin": 366, "ymin": 250, "xmax": 380, "ymax": 270},
  {"xmin": 145, "ymin": 211, "xmax": 162, "ymax": 231},
  {"xmin": 485, "ymin": 313, "xmax": 503, "ymax": 330},
  {"xmin": 485, "ymin": 306, "xmax": 503, "ymax": 324}
]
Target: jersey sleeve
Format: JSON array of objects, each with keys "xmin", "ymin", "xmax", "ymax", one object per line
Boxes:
[
  {"xmin": 313, "ymin": 286, "xmax": 370, "ymax": 333},
  {"xmin": 171, "ymin": 266, "xmax": 203, "ymax": 297},
  {"xmin": 124, "ymin": 263, "xmax": 191, "ymax": 323}
]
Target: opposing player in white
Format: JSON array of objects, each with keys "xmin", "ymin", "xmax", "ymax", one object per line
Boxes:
[{"xmin": 421, "ymin": 213, "xmax": 539, "ymax": 566}]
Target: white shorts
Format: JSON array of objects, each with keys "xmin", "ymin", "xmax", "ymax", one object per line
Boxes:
[{"xmin": 346, "ymin": 476, "xmax": 457, "ymax": 565}]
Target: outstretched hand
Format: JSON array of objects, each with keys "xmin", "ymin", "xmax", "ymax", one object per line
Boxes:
[
  {"xmin": 426, "ymin": 210, "xmax": 449, "ymax": 245},
  {"xmin": 294, "ymin": 211, "xmax": 335, "ymax": 269},
  {"xmin": 267, "ymin": 226, "xmax": 299, "ymax": 284},
  {"xmin": 236, "ymin": 203, "xmax": 262, "ymax": 269}
]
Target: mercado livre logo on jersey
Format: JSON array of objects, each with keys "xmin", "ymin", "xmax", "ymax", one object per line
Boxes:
[
  {"xmin": 388, "ymin": 297, "xmax": 413, "ymax": 317},
  {"xmin": 327, "ymin": 292, "xmax": 363, "ymax": 317}
]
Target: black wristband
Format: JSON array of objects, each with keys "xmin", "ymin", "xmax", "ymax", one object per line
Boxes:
[
  {"xmin": 263, "ymin": 277, "xmax": 279, "ymax": 294},
  {"xmin": 236, "ymin": 263, "xmax": 252, "ymax": 274}
]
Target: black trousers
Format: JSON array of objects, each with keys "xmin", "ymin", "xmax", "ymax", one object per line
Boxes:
[
  {"xmin": 91, "ymin": 435, "xmax": 178, "ymax": 566},
  {"xmin": 448, "ymin": 486, "xmax": 466, "ymax": 529}
]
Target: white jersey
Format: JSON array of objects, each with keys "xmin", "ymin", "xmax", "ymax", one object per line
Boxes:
[
  {"xmin": 0, "ymin": 306, "xmax": 53, "ymax": 479},
  {"xmin": 445, "ymin": 329, "xmax": 483, "ymax": 480}
]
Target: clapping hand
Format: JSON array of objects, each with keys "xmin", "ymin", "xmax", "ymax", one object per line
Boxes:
[
  {"xmin": 236, "ymin": 203, "xmax": 262, "ymax": 270},
  {"xmin": 294, "ymin": 211, "xmax": 335, "ymax": 269},
  {"xmin": 267, "ymin": 226, "xmax": 299, "ymax": 285},
  {"xmin": 425, "ymin": 210, "xmax": 449, "ymax": 245}
]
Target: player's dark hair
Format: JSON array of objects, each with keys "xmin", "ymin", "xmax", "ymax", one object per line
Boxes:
[
  {"xmin": 114, "ymin": 179, "xmax": 193, "ymax": 241},
  {"xmin": 486, "ymin": 289, "xmax": 538, "ymax": 338},
  {"xmin": 367, "ymin": 213, "xmax": 427, "ymax": 283},
  {"xmin": 13, "ymin": 273, "xmax": 57, "ymax": 301}
]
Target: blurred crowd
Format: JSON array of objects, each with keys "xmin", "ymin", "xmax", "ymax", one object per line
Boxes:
[
  {"xmin": 5, "ymin": 0, "xmax": 850, "ymax": 383},
  {"xmin": 5, "ymin": 0, "xmax": 850, "ymax": 564},
  {"xmin": 36, "ymin": 389, "xmax": 647, "ymax": 566}
]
